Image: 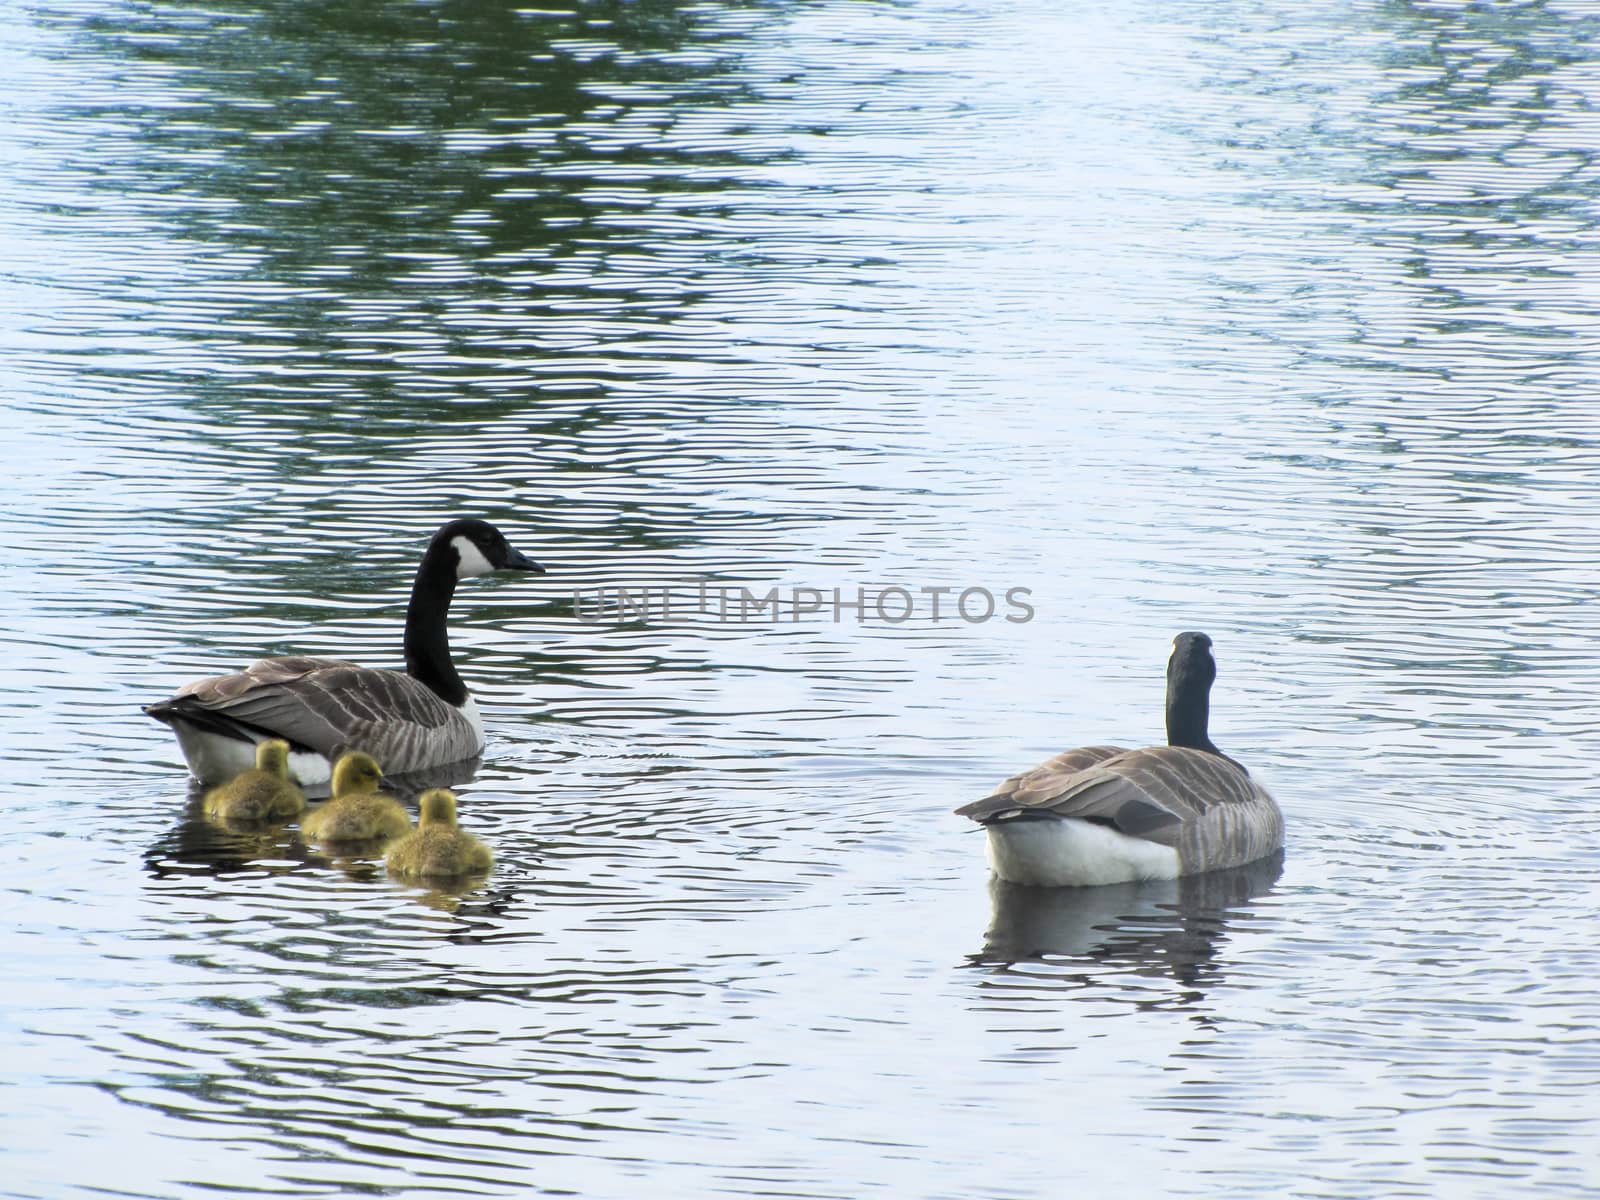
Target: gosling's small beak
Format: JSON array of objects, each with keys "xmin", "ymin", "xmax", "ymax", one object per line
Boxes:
[{"xmin": 504, "ymin": 545, "xmax": 544, "ymax": 573}]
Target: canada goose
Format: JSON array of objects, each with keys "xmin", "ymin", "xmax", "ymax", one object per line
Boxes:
[
  {"xmin": 301, "ymin": 751, "xmax": 411, "ymax": 844},
  {"xmin": 385, "ymin": 788, "xmax": 493, "ymax": 880},
  {"xmin": 201, "ymin": 738, "xmax": 306, "ymax": 823},
  {"xmin": 144, "ymin": 518, "xmax": 542, "ymax": 786},
  {"xmin": 955, "ymin": 632, "xmax": 1283, "ymax": 887}
]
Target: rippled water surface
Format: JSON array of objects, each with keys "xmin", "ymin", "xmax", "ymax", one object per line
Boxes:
[{"xmin": 6, "ymin": 0, "xmax": 1600, "ymax": 1196}]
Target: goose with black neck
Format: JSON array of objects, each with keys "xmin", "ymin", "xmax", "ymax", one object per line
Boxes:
[
  {"xmin": 145, "ymin": 518, "xmax": 542, "ymax": 787},
  {"xmin": 956, "ymin": 632, "xmax": 1284, "ymax": 887}
]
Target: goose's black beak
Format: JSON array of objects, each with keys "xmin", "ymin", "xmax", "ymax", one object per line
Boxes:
[{"xmin": 503, "ymin": 546, "xmax": 545, "ymax": 573}]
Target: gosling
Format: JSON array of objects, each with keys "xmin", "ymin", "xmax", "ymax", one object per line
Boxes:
[
  {"xmin": 301, "ymin": 751, "xmax": 411, "ymax": 845},
  {"xmin": 386, "ymin": 789, "xmax": 492, "ymax": 881},
  {"xmin": 202, "ymin": 738, "xmax": 306, "ymax": 823}
]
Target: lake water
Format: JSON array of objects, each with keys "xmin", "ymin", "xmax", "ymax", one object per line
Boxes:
[{"xmin": 5, "ymin": 0, "xmax": 1600, "ymax": 1196}]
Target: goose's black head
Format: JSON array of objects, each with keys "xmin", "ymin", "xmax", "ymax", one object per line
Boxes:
[
  {"xmin": 1165, "ymin": 630, "xmax": 1219, "ymax": 753},
  {"xmin": 432, "ymin": 518, "xmax": 544, "ymax": 580}
]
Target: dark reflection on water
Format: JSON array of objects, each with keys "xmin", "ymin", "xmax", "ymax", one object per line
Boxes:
[
  {"xmin": 143, "ymin": 796, "xmax": 322, "ymax": 880},
  {"xmin": 69, "ymin": 0, "xmax": 781, "ymax": 397},
  {"xmin": 8, "ymin": 0, "xmax": 1600, "ymax": 1196},
  {"xmin": 971, "ymin": 853, "xmax": 1285, "ymax": 1011}
]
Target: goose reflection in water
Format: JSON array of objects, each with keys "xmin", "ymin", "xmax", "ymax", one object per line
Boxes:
[
  {"xmin": 970, "ymin": 851, "xmax": 1284, "ymax": 1003},
  {"xmin": 142, "ymin": 802, "xmax": 518, "ymax": 928},
  {"xmin": 394, "ymin": 873, "xmax": 505, "ymax": 916},
  {"xmin": 147, "ymin": 804, "xmax": 312, "ymax": 879}
]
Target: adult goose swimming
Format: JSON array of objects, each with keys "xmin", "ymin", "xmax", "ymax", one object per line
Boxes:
[
  {"xmin": 145, "ymin": 518, "xmax": 542, "ymax": 786},
  {"xmin": 955, "ymin": 632, "xmax": 1282, "ymax": 887}
]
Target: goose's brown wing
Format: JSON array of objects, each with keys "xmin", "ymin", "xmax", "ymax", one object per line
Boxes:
[
  {"xmin": 957, "ymin": 745, "xmax": 1259, "ymax": 845},
  {"xmin": 975, "ymin": 745, "xmax": 1129, "ymax": 807},
  {"xmin": 148, "ymin": 656, "xmax": 466, "ymax": 763}
]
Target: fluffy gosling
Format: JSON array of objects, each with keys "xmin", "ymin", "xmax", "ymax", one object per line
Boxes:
[
  {"xmin": 202, "ymin": 738, "xmax": 306, "ymax": 823},
  {"xmin": 301, "ymin": 751, "xmax": 411, "ymax": 844},
  {"xmin": 386, "ymin": 789, "xmax": 492, "ymax": 881}
]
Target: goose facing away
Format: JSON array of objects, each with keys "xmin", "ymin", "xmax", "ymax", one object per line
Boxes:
[
  {"xmin": 202, "ymin": 738, "xmax": 306, "ymax": 823},
  {"xmin": 955, "ymin": 632, "xmax": 1283, "ymax": 887},
  {"xmin": 145, "ymin": 518, "xmax": 542, "ymax": 786},
  {"xmin": 386, "ymin": 788, "xmax": 493, "ymax": 881},
  {"xmin": 301, "ymin": 751, "xmax": 411, "ymax": 844}
]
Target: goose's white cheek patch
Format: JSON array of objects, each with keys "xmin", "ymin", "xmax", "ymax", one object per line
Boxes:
[{"xmin": 452, "ymin": 536, "xmax": 495, "ymax": 579}]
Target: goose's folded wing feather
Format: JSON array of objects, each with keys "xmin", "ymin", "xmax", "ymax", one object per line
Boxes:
[
  {"xmin": 173, "ymin": 656, "xmax": 359, "ymax": 701},
  {"xmin": 957, "ymin": 745, "xmax": 1260, "ymax": 845},
  {"xmin": 156, "ymin": 657, "xmax": 461, "ymax": 755},
  {"xmin": 966, "ymin": 744, "xmax": 1129, "ymax": 810}
]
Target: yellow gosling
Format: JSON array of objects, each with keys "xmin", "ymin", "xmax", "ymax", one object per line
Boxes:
[
  {"xmin": 301, "ymin": 751, "xmax": 411, "ymax": 845},
  {"xmin": 386, "ymin": 789, "xmax": 492, "ymax": 881},
  {"xmin": 202, "ymin": 739, "xmax": 306, "ymax": 823}
]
